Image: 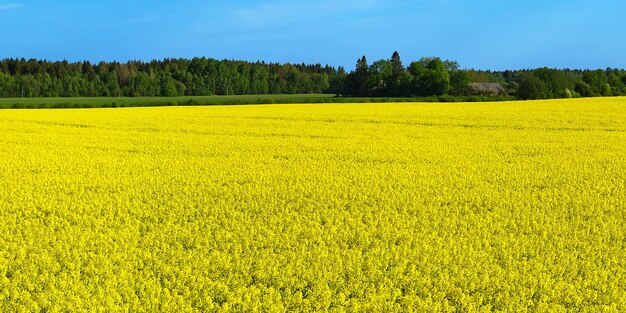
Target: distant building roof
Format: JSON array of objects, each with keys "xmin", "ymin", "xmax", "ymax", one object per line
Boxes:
[{"xmin": 470, "ymin": 83, "xmax": 507, "ymax": 95}]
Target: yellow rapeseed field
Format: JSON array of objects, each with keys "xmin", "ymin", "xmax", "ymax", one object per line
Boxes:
[{"xmin": 1, "ymin": 98, "xmax": 625, "ymax": 312}]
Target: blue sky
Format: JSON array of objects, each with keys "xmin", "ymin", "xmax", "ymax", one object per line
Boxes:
[{"xmin": 1, "ymin": 0, "xmax": 625, "ymax": 70}]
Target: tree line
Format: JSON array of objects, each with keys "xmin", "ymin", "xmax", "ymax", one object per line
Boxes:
[
  {"xmin": 339, "ymin": 52, "xmax": 626, "ymax": 99},
  {"xmin": 0, "ymin": 58, "xmax": 336, "ymax": 98},
  {"xmin": 1, "ymin": 54, "xmax": 626, "ymax": 100},
  {"xmin": 465, "ymin": 67, "xmax": 626, "ymax": 99},
  {"xmin": 337, "ymin": 52, "xmax": 469, "ymax": 97}
]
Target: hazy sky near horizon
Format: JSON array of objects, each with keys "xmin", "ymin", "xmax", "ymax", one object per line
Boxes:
[{"xmin": 1, "ymin": 0, "xmax": 625, "ymax": 70}]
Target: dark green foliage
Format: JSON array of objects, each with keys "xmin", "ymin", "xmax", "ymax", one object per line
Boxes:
[
  {"xmin": 347, "ymin": 56, "xmax": 370, "ymax": 96},
  {"xmin": 387, "ymin": 51, "xmax": 409, "ymax": 95},
  {"xmin": 2, "ymin": 56, "xmax": 626, "ymax": 101},
  {"xmin": 518, "ymin": 75, "xmax": 549, "ymax": 100},
  {"xmin": 0, "ymin": 58, "xmax": 336, "ymax": 98},
  {"xmin": 575, "ymin": 81, "xmax": 594, "ymax": 97},
  {"xmin": 406, "ymin": 58, "xmax": 450, "ymax": 96},
  {"xmin": 582, "ymin": 70, "xmax": 609, "ymax": 96},
  {"xmin": 368, "ymin": 59, "xmax": 392, "ymax": 95},
  {"xmin": 607, "ymin": 71, "xmax": 626, "ymax": 96},
  {"xmin": 449, "ymin": 70, "xmax": 470, "ymax": 96},
  {"xmin": 342, "ymin": 55, "xmax": 459, "ymax": 97},
  {"xmin": 532, "ymin": 68, "xmax": 576, "ymax": 98}
]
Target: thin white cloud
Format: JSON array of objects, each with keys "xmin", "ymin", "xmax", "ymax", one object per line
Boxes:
[
  {"xmin": 0, "ymin": 3, "xmax": 22, "ymax": 10},
  {"xmin": 230, "ymin": 0, "xmax": 383, "ymax": 26}
]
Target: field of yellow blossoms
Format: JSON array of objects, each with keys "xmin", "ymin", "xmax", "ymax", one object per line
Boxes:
[{"xmin": 1, "ymin": 98, "xmax": 625, "ymax": 312}]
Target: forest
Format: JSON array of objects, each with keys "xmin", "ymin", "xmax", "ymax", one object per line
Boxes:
[{"xmin": 1, "ymin": 53, "xmax": 626, "ymax": 100}]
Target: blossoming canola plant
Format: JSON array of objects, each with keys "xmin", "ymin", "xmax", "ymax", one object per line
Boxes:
[{"xmin": 0, "ymin": 99, "xmax": 625, "ymax": 312}]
